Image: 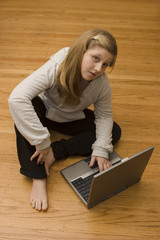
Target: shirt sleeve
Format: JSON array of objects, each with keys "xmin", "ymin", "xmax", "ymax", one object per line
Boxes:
[
  {"xmin": 8, "ymin": 59, "xmax": 57, "ymax": 150},
  {"xmin": 91, "ymin": 76, "xmax": 113, "ymax": 159}
]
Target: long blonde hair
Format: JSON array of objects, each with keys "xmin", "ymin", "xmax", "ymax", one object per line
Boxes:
[{"xmin": 55, "ymin": 29, "xmax": 117, "ymax": 105}]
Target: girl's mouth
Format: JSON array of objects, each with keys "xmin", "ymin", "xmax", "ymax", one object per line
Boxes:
[{"xmin": 88, "ymin": 72, "xmax": 96, "ymax": 77}]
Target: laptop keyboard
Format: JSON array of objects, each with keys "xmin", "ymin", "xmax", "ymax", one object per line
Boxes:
[{"xmin": 71, "ymin": 172, "xmax": 99, "ymax": 202}]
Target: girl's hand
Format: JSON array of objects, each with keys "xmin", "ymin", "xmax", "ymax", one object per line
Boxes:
[
  {"xmin": 89, "ymin": 155, "xmax": 112, "ymax": 172},
  {"xmin": 30, "ymin": 146, "xmax": 51, "ymax": 165}
]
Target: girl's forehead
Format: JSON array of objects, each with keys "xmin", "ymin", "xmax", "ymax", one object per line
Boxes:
[
  {"xmin": 86, "ymin": 46, "xmax": 113, "ymax": 62},
  {"xmin": 87, "ymin": 45, "xmax": 109, "ymax": 55}
]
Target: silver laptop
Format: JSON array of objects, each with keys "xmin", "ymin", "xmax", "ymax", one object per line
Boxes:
[{"xmin": 61, "ymin": 146, "xmax": 154, "ymax": 208}]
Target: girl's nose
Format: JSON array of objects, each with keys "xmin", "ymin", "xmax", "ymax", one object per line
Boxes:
[{"xmin": 95, "ymin": 63, "xmax": 102, "ymax": 72}]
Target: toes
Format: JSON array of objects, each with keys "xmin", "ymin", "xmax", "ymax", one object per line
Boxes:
[
  {"xmin": 30, "ymin": 198, "xmax": 48, "ymax": 211},
  {"xmin": 36, "ymin": 200, "xmax": 42, "ymax": 211},
  {"xmin": 42, "ymin": 201, "xmax": 48, "ymax": 211},
  {"xmin": 30, "ymin": 198, "xmax": 36, "ymax": 209}
]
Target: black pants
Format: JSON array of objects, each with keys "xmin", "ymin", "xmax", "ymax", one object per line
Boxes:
[{"xmin": 15, "ymin": 96, "xmax": 121, "ymax": 179}]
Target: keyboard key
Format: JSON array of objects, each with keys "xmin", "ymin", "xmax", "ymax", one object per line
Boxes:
[{"xmin": 71, "ymin": 172, "xmax": 99, "ymax": 201}]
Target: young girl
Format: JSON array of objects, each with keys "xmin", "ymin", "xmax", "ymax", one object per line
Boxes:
[{"xmin": 8, "ymin": 29, "xmax": 121, "ymax": 211}]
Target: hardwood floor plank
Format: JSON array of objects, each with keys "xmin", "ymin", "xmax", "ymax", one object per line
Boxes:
[{"xmin": 0, "ymin": 0, "xmax": 160, "ymax": 239}]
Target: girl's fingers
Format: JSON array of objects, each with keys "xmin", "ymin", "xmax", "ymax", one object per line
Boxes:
[
  {"xmin": 104, "ymin": 160, "xmax": 112, "ymax": 170},
  {"xmin": 30, "ymin": 151, "xmax": 39, "ymax": 161},
  {"xmin": 30, "ymin": 151, "xmax": 45, "ymax": 165},
  {"xmin": 45, "ymin": 165, "xmax": 50, "ymax": 176},
  {"xmin": 89, "ymin": 156, "xmax": 112, "ymax": 172},
  {"xmin": 89, "ymin": 156, "xmax": 96, "ymax": 167},
  {"xmin": 104, "ymin": 162, "xmax": 108, "ymax": 170},
  {"xmin": 37, "ymin": 155, "xmax": 44, "ymax": 164},
  {"xmin": 98, "ymin": 162, "xmax": 104, "ymax": 172}
]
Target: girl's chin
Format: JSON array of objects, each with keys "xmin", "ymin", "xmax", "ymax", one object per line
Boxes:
[{"xmin": 82, "ymin": 73, "xmax": 96, "ymax": 81}]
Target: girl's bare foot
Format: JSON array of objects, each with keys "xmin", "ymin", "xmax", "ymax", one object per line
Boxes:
[
  {"xmin": 30, "ymin": 148, "xmax": 55, "ymax": 211},
  {"xmin": 30, "ymin": 178, "xmax": 48, "ymax": 211}
]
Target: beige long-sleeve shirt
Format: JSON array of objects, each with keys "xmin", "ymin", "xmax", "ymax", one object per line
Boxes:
[{"xmin": 8, "ymin": 47, "xmax": 113, "ymax": 159}]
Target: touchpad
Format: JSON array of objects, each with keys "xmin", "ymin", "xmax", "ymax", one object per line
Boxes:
[{"xmin": 61, "ymin": 160, "xmax": 92, "ymax": 182}]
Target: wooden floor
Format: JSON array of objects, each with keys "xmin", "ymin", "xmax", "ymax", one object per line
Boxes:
[{"xmin": 0, "ymin": 0, "xmax": 160, "ymax": 239}]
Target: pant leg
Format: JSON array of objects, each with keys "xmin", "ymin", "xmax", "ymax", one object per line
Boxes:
[
  {"xmin": 51, "ymin": 131, "xmax": 96, "ymax": 160},
  {"xmin": 50, "ymin": 109, "xmax": 121, "ymax": 160},
  {"xmin": 15, "ymin": 126, "xmax": 47, "ymax": 179},
  {"xmin": 112, "ymin": 121, "xmax": 122, "ymax": 145},
  {"xmin": 15, "ymin": 96, "xmax": 47, "ymax": 179}
]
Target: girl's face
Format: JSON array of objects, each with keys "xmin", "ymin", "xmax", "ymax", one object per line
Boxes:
[{"xmin": 81, "ymin": 46, "xmax": 113, "ymax": 81}]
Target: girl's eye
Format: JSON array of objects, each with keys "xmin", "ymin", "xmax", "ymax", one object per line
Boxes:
[
  {"xmin": 103, "ymin": 63, "xmax": 109, "ymax": 68},
  {"xmin": 93, "ymin": 56, "xmax": 99, "ymax": 61}
]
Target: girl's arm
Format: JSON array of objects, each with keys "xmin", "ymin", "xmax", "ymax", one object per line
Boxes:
[
  {"xmin": 8, "ymin": 59, "xmax": 57, "ymax": 151},
  {"xmin": 90, "ymin": 76, "xmax": 113, "ymax": 170}
]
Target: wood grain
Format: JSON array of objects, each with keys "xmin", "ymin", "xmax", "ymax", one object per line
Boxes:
[{"xmin": 0, "ymin": 0, "xmax": 160, "ymax": 239}]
